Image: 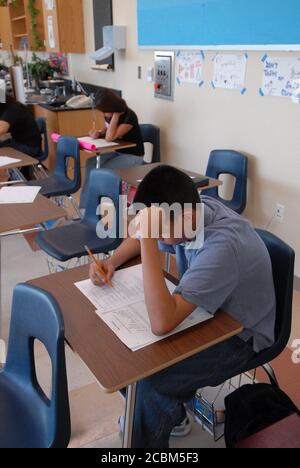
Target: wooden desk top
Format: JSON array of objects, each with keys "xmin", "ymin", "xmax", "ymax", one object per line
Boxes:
[
  {"xmin": 0, "ymin": 194, "xmax": 66, "ymax": 235},
  {"xmin": 84, "ymin": 140, "xmax": 137, "ymax": 155},
  {"xmin": 0, "ymin": 148, "xmax": 38, "ymax": 169},
  {"xmin": 28, "ymin": 262, "xmax": 243, "ymax": 393},
  {"xmin": 116, "ymin": 163, "xmax": 222, "ymax": 191}
]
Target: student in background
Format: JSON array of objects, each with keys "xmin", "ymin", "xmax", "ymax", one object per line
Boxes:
[
  {"xmin": 0, "ymin": 94, "xmax": 41, "ymax": 157},
  {"xmin": 89, "ymin": 165, "xmax": 276, "ymax": 448},
  {"xmin": 82, "ymin": 90, "xmax": 145, "ymax": 193},
  {"xmin": 0, "ymin": 94, "xmax": 42, "ymax": 180}
]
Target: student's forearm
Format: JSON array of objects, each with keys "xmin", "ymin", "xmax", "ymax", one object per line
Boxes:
[
  {"xmin": 106, "ymin": 114, "xmax": 120, "ymax": 141},
  {"xmin": 110, "ymin": 238, "xmax": 141, "ymax": 269},
  {"xmin": 140, "ymin": 239, "xmax": 177, "ymax": 335}
]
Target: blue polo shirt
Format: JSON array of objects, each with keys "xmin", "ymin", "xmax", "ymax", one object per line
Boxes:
[{"xmin": 174, "ymin": 196, "xmax": 276, "ymax": 353}]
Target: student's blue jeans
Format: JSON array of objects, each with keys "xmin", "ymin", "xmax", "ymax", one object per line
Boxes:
[{"xmin": 125, "ymin": 335, "xmax": 255, "ymax": 448}]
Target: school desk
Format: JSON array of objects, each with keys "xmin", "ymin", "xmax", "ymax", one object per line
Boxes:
[
  {"xmin": 116, "ymin": 162, "xmax": 223, "ymax": 191},
  {"xmin": 0, "ymin": 148, "xmax": 38, "ymax": 186},
  {"xmin": 80, "ymin": 140, "xmax": 137, "ymax": 169},
  {"xmin": 28, "ymin": 259, "xmax": 243, "ymax": 448},
  {"xmin": 0, "ymin": 195, "xmax": 66, "ymax": 336}
]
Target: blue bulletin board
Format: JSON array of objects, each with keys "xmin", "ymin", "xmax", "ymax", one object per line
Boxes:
[{"xmin": 137, "ymin": 0, "xmax": 300, "ymax": 50}]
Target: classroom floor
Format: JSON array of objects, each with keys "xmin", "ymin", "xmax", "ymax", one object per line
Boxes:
[{"xmin": 1, "ymin": 234, "xmax": 299, "ymax": 449}]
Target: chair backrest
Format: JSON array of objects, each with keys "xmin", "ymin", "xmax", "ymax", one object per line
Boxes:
[
  {"xmin": 4, "ymin": 284, "xmax": 71, "ymax": 448},
  {"xmin": 36, "ymin": 117, "xmax": 49, "ymax": 163},
  {"xmin": 83, "ymin": 169, "xmax": 123, "ymax": 238},
  {"xmin": 139, "ymin": 124, "xmax": 161, "ymax": 164},
  {"xmin": 205, "ymin": 150, "xmax": 248, "ymax": 214},
  {"xmin": 54, "ymin": 136, "xmax": 81, "ymax": 194},
  {"xmin": 256, "ymin": 230, "xmax": 295, "ymax": 358}
]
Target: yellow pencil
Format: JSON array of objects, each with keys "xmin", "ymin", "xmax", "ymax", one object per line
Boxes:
[{"xmin": 84, "ymin": 245, "xmax": 113, "ymax": 287}]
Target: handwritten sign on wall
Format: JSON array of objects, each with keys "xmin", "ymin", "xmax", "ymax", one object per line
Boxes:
[
  {"xmin": 212, "ymin": 54, "xmax": 248, "ymax": 94},
  {"xmin": 260, "ymin": 56, "xmax": 300, "ymax": 100},
  {"xmin": 176, "ymin": 51, "xmax": 205, "ymax": 86}
]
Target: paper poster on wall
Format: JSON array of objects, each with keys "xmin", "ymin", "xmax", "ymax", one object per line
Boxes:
[
  {"xmin": 45, "ymin": 0, "xmax": 54, "ymax": 11},
  {"xmin": 212, "ymin": 54, "xmax": 248, "ymax": 94},
  {"xmin": 0, "ymin": 79, "xmax": 6, "ymax": 103},
  {"xmin": 260, "ymin": 56, "xmax": 300, "ymax": 101},
  {"xmin": 176, "ymin": 51, "xmax": 205, "ymax": 86},
  {"xmin": 47, "ymin": 16, "xmax": 56, "ymax": 49}
]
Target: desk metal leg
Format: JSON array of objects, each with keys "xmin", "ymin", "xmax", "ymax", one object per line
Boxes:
[
  {"xmin": 122, "ymin": 383, "xmax": 137, "ymax": 448},
  {"xmin": 96, "ymin": 153, "xmax": 102, "ymax": 169}
]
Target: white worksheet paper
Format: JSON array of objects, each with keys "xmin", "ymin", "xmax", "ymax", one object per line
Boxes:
[
  {"xmin": 0, "ymin": 157, "xmax": 21, "ymax": 168},
  {"xmin": 97, "ymin": 302, "xmax": 212, "ymax": 351},
  {"xmin": 79, "ymin": 137, "xmax": 119, "ymax": 149},
  {"xmin": 75, "ymin": 265, "xmax": 212, "ymax": 351},
  {"xmin": 0, "ymin": 186, "xmax": 41, "ymax": 204},
  {"xmin": 75, "ymin": 265, "xmax": 153, "ymax": 314}
]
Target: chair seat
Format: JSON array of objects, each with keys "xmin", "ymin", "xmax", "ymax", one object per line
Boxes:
[
  {"xmin": 27, "ymin": 175, "xmax": 77, "ymax": 198},
  {"xmin": 235, "ymin": 414, "xmax": 300, "ymax": 449},
  {"xmin": 36, "ymin": 221, "xmax": 122, "ymax": 262},
  {"xmin": 0, "ymin": 373, "xmax": 50, "ymax": 448}
]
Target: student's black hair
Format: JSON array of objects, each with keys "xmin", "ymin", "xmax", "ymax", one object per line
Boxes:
[
  {"xmin": 133, "ymin": 165, "xmax": 201, "ymax": 210},
  {"xmin": 95, "ymin": 89, "xmax": 128, "ymax": 114}
]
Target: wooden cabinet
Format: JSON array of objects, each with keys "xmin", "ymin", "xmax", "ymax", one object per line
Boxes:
[
  {"xmin": 43, "ymin": 0, "xmax": 85, "ymax": 54},
  {"xmin": 33, "ymin": 106, "xmax": 104, "ymax": 181},
  {"xmin": 0, "ymin": 6, "xmax": 13, "ymax": 51},
  {"xmin": 9, "ymin": 0, "xmax": 45, "ymax": 51}
]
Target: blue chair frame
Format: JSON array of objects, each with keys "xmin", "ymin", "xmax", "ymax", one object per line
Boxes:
[
  {"xmin": 139, "ymin": 124, "xmax": 161, "ymax": 164},
  {"xmin": 203, "ymin": 150, "xmax": 248, "ymax": 214},
  {"xmin": 36, "ymin": 169, "xmax": 123, "ymax": 263},
  {"xmin": 0, "ymin": 284, "xmax": 70, "ymax": 448}
]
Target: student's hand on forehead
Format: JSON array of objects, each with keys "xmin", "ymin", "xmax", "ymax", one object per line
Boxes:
[{"xmin": 130, "ymin": 206, "xmax": 167, "ymax": 240}]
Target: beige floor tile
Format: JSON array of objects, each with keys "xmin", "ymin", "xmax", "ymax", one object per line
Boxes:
[
  {"xmin": 69, "ymin": 382, "xmax": 125, "ymax": 449},
  {"xmin": 82, "ymin": 431, "xmax": 122, "ymax": 449},
  {"xmin": 81, "ymin": 423, "xmax": 225, "ymax": 449}
]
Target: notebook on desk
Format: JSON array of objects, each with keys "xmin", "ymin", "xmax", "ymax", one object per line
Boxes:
[{"xmin": 75, "ymin": 264, "xmax": 212, "ymax": 351}]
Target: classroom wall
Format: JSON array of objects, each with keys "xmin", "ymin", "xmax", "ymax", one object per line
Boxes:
[{"xmin": 70, "ymin": 0, "xmax": 300, "ymax": 276}]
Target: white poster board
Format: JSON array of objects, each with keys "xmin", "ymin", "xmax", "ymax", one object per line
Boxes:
[
  {"xmin": 176, "ymin": 51, "xmax": 205, "ymax": 86},
  {"xmin": 47, "ymin": 16, "xmax": 56, "ymax": 49},
  {"xmin": 260, "ymin": 55, "xmax": 300, "ymax": 101},
  {"xmin": 212, "ymin": 53, "xmax": 248, "ymax": 93}
]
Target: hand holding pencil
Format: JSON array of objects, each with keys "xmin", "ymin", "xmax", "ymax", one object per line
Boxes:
[{"xmin": 86, "ymin": 246, "xmax": 114, "ymax": 287}]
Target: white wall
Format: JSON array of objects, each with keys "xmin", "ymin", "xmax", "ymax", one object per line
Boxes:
[{"xmin": 65, "ymin": 0, "xmax": 300, "ymax": 276}]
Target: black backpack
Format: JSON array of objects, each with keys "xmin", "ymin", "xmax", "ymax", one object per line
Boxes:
[{"xmin": 224, "ymin": 383, "xmax": 300, "ymax": 448}]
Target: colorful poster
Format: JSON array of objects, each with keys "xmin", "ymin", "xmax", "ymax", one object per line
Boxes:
[
  {"xmin": 176, "ymin": 51, "xmax": 204, "ymax": 86},
  {"xmin": 212, "ymin": 54, "xmax": 248, "ymax": 93},
  {"xmin": 260, "ymin": 56, "xmax": 300, "ymax": 101}
]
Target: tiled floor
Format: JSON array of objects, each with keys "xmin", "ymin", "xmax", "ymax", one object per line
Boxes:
[{"xmin": 0, "ymin": 235, "xmax": 299, "ymax": 448}]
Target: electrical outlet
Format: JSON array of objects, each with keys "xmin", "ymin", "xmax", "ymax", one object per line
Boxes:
[{"xmin": 276, "ymin": 204, "xmax": 285, "ymax": 224}]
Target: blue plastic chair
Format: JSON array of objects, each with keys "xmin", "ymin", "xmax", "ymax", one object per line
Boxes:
[
  {"xmin": 27, "ymin": 136, "xmax": 81, "ymax": 198},
  {"xmin": 0, "ymin": 284, "xmax": 70, "ymax": 448},
  {"xmin": 139, "ymin": 124, "xmax": 161, "ymax": 164},
  {"xmin": 36, "ymin": 118, "xmax": 49, "ymax": 163},
  {"xmin": 203, "ymin": 150, "xmax": 248, "ymax": 214},
  {"xmin": 36, "ymin": 169, "xmax": 123, "ymax": 262}
]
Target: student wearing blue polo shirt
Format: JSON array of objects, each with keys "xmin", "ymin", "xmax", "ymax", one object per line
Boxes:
[{"xmin": 90, "ymin": 165, "xmax": 276, "ymax": 449}]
